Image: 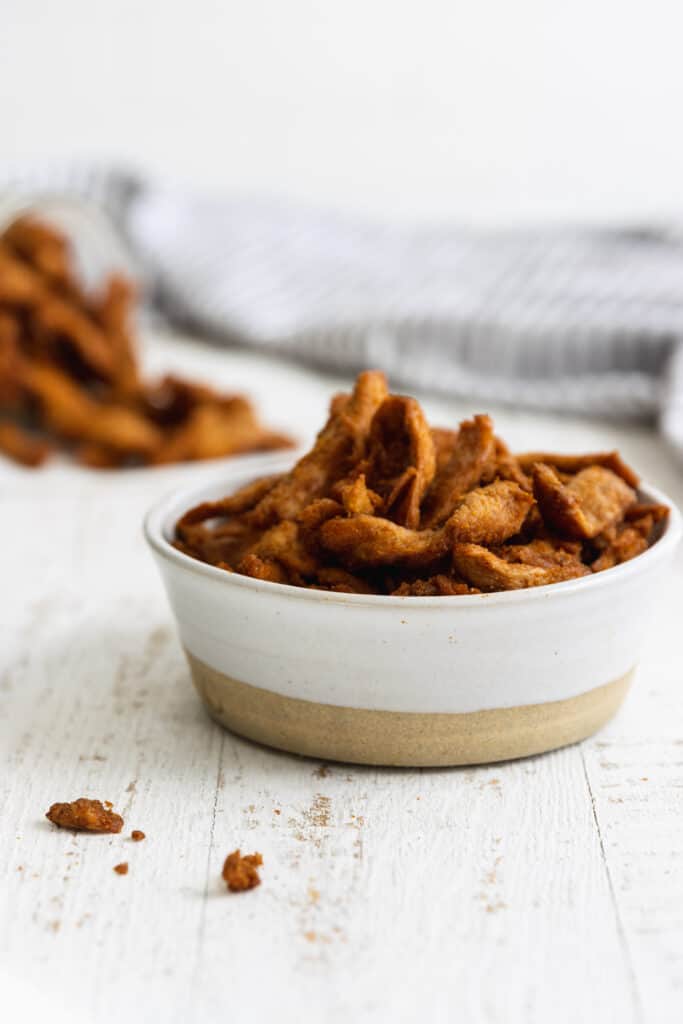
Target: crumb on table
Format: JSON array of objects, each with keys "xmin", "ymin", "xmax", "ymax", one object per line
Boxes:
[
  {"xmin": 222, "ymin": 849, "xmax": 263, "ymax": 892},
  {"xmin": 46, "ymin": 798, "xmax": 124, "ymax": 834},
  {"xmin": 113, "ymin": 862, "xmax": 129, "ymax": 875},
  {"xmin": 131, "ymin": 830, "xmax": 145, "ymax": 842}
]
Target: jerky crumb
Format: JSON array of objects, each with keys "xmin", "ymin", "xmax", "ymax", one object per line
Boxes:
[
  {"xmin": 222, "ymin": 849, "xmax": 263, "ymax": 892},
  {"xmin": 131, "ymin": 830, "xmax": 145, "ymax": 842},
  {"xmin": 46, "ymin": 798, "xmax": 123, "ymax": 834},
  {"xmin": 113, "ymin": 862, "xmax": 129, "ymax": 875}
]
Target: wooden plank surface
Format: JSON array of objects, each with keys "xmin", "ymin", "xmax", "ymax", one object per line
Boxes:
[{"xmin": 1, "ymin": 333, "xmax": 682, "ymax": 1024}]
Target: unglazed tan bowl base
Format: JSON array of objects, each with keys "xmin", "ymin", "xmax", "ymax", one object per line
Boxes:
[{"xmin": 186, "ymin": 652, "xmax": 633, "ymax": 767}]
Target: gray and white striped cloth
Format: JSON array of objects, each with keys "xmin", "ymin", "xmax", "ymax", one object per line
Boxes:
[{"xmin": 3, "ymin": 165, "xmax": 683, "ymax": 455}]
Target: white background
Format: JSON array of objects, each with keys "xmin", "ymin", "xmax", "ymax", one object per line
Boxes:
[{"xmin": 2, "ymin": 0, "xmax": 683, "ymax": 224}]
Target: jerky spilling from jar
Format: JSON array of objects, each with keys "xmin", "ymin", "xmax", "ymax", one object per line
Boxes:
[{"xmin": 0, "ymin": 216, "xmax": 292, "ymax": 468}]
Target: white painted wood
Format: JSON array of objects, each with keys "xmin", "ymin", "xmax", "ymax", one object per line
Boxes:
[{"xmin": 2, "ymin": 331, "xmax": 683, "ymax": 1024}]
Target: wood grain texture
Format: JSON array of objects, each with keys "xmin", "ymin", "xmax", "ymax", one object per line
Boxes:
[{"xmin": 1, "ymin": 333, "xmax": 683, "ymax": 1024}]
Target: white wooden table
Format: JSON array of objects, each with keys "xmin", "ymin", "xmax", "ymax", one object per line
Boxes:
[{"xmin": 2, "ymin": 331, "xmax": 683, "ymax": 1024}]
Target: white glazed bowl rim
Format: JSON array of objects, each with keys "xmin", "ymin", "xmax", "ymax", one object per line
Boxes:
[{"xmin": 144, "ymin": 451, "xmax": 682, "ymax": 609}]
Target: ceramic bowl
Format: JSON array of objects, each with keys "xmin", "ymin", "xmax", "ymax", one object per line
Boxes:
[{"xmin": 144, "ymin": 454, "xmax": 682, "ymax": 767}]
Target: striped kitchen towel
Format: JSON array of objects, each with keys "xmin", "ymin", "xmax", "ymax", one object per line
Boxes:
[{"xmin": 2, "ymin": 164, "xmax": 683, "ymax": 454}]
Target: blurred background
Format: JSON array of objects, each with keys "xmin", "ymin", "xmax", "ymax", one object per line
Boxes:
[
  {"xmin": 3, "ymin": 0, "xmax": 682, "ymax": 225},
  {"xmin": 3, "ymin": 0, "xmax": 683, "ymax": 472}
]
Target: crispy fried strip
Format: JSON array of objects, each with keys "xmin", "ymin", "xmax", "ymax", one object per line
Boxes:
[
  {"xmin": 518, "ymin": 450, "xmax": 639, "ymax": 488},
  {"xmin": 237, "ymin": 553, "xmax": 290, "ymax": 584},
  {"xmin": 533, "ymin": 463, "xmax": 636, "ymax": 539},
  {"xmin": 453, "ymin": 543, "xmax": 590, "ymax": 591},
  {"xmin": 0, "ymin": 420, "xmax": 51, "ymax": 467},
  {"xmin": 1, "ymin": 222, "xmax": 114, "ymax": 379},
  {"xmin": 179, "ymin": 518, "xmax": 258, "ymax": 567},
  {"xmin": 430, "ymin": 427, "xmax": 460, "ymax": 472},
  {"xmin": 74, "ymin": 443, "xmax": 124, "ymax": 469},
  {"xmin": 296, "ymin": 498, "xmax": 345, "ymax": 555},
  {"xmin": 327, "ymin": 392, "xmax": 349, "ymax": 418},
  {"xmin": 0, "ymin": 245, "xmax": 46, "ymax": 306},
  {"xmin": 320, "ymin": 514, "xmax": 449, "ymax": 570},
  {"xmin": 492, "ymin": 539, "xmax": 584, "ymax": 570},
  {"xmin": 176, "ymin": 474, "xmax": 283, "ymax": 532},
  {"xmin": 0, "ymin": 217, "xmax": 293, "ymax": 470},
  {"xmin": 152, "ymin": 401, "xmax": 290, "ymax": 464},
  {"xmin": 240, "ymin": 520, "xmax": 319, "ymax": 579},
  {"xmin": 296, "ymin": 498, "xmax": 345, "ymax": 530},
  {"xmin": 319, "ymin": 481, "xmax": 532, "ymax": 570},
  {"xmin": 382, "ymin": 467, "xmax": 423, "ymax": 529},
  {"xmin": 3, "ymin": 216, "xmax": 75, "ymax": 292},
  {"xmin": 591, "ymin": 525, "xmax": 649, "ymax": 572},
  {"xmin": 421, "ymin": 414, "xmax": 495, "ymax": 527},
  {"xmin": 21, "ymin": 363, "xmax": 162, "ymax": 456},
  {"xmin": 365, "ymin": 395, "xmax": 436, "ymax": 528},
  {"xmin": 32, "ymin": 294, "xmax": 117, "ymax": 380},
  {"xmin": 93, "ymin": 274, "xmax": 139, "ymax": 396},
  {"xmin": 624, "ymin": 502, "xmax": 669, "ymax": 524},
  {"xmin": 447, "ymin": 480, "xmax": 535, "ymax": 546},
  {"xmin": 174, "ymin": 372, "xmax": 662, "ymax": 595},
  {"xmin": 0, "ymin": 315, "xmax": 24, "ymax": 407},
  {"xmin": 483, "ymin": 438, "xmax": 532, "ymax": 490},
  {"xmin": 591, "ymin": 509, "xmax": 660, "ymax": 572},
  {"xmin": 250, "ymin": 370, "xmax": 388, "ymax": 526},
  {"xmin": 335, "ymin": 473, "xmax": 383, "ymax": 516},
  {"xmin": 141, "ymin": 374, "xmax": 230, "ymax": 425}
]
